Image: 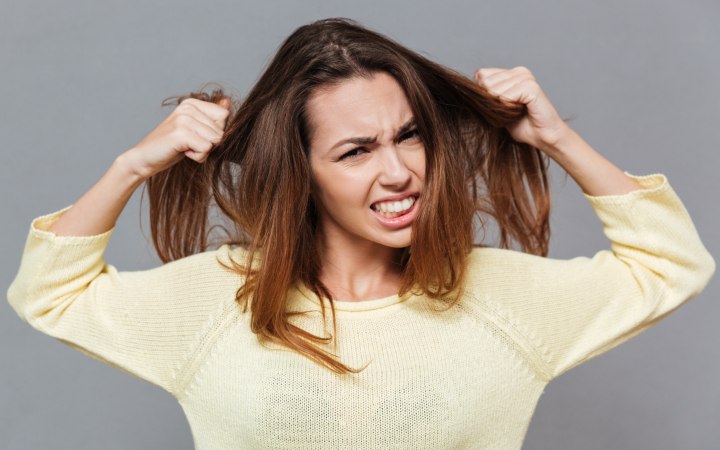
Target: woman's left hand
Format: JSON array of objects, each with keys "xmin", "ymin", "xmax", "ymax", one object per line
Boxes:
[{"xmin": 474, "ymin": 66, "xmax": 570, "ymax": 152}]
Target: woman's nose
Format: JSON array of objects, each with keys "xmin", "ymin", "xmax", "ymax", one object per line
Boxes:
[{"xmin": 378, "ymin": 147, "xmax": 412, "ymax": 185}]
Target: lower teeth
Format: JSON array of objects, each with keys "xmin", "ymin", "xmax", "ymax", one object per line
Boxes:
[{"xmin": 379, "ymin": 208, "xmax": 408, "ymax": 218}]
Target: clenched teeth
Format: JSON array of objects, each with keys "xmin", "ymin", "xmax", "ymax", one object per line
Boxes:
[{"xmin": 372, "ymin": 196, "xmax": 416, "ymax": 213}]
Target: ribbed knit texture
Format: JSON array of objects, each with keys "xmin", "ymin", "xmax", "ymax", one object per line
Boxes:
[{"xmin": 6, "ymin": 171, "xmax": 715, "ymax": 449}]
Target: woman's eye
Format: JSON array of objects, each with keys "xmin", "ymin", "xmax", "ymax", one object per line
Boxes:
[
  {"xmin": 401, "ymin": 129, "xmax": 420, "ymax": 141},
  {"xmin": 338, "ymin": 129, "xmax": 419, "ymax": 161},
  {"xmin": 339, "ymin": 147, "xmax": 367, "ymax": 160}
]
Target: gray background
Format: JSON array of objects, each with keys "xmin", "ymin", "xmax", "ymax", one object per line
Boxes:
[{"xmin": 1, "ymin": 0, "xmax": 718, "ymax": 449}]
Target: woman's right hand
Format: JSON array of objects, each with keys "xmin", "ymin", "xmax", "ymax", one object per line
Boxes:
[{"xmin": 122, "ymin": 97, "xmax": 232, "ymax": 179}]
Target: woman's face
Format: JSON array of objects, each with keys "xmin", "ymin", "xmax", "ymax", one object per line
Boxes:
[{"xmin": 306, "ymin": 71, "xmax": 426, "ymax": 250}]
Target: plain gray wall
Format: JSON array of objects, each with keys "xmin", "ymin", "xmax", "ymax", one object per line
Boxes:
[{"xmin": 1, "ymin": 1, "xmax": 718, "ymax": 449}]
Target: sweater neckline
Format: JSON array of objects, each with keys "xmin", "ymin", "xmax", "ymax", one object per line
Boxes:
[{"xmin": 294, "ymin": 282, "xmax": 412, "ymax": 312}]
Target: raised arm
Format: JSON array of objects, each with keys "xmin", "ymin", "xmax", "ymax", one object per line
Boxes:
[
  {"xmin": 47, "ymin": 155, "xmax": 144, "ymax": 237},
  {"xmin": 468, "ymin": 66, "xmax": 715, "ymax": 381},
  {"xmin": 540, "ymin": 125, "xmax": 646, "ymax": 197},
  {"xmin": 474, "ymin": 65, "xmax": 644, "ymax": 197},
  {"xmin": 47, "ymin": 96, "xmax": 230, "ymax": 237},
  {"xmin": 6, "ymin": 97, "xmax": 234, "ymax": 398}
]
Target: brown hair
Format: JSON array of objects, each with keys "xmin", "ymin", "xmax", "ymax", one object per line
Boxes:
[{"xmin": 144, "ymin": 17, "xmax": 565, "ymax": 374}]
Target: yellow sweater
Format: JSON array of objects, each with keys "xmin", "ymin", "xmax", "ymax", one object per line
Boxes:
[{"xmin": 6, "ymin": 171, "xmax": 715, "ymax": 449}]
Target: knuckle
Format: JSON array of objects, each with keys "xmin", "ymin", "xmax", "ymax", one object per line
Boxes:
[
  {"xmin": 174, "ymin": 113, "xmax": 192, "ymax": 126},
  {"xmin": 520, "ymin": 78, "xmax": 538, "ymax": 90},
  {"xmin": 173, "ymin": 125, "xmax": 191, "ymax": 138},
  {"xmin": 177, "ymin": 102, "xmax": 196, "ymax": 114}
]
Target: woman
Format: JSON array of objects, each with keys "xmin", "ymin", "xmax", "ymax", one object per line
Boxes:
[{"xmin": 7, "ymin": 17, "xmax": 715, "ymax": 450}]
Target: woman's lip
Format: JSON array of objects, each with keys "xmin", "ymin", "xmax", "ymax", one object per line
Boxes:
[{"xmin": 370, "ymin": 197, "xmax": 420, "ymax": 230}]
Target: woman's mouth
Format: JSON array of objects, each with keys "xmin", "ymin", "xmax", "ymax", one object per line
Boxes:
[{"xmin": 370, "ymin": 195, "xmax": 420, "ymax": 229}]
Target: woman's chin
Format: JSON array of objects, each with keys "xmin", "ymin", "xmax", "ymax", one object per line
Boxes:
[{"xmin": 373, "ymin": 231, "xmax": 412, "ymax": 249}]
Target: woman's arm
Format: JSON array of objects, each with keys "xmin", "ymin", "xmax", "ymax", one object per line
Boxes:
[
  {"xmin": 474, "ymin": 65, "xmax": 644, "ymax": 197},
  {"xmin": 540, "ymin": 126, "xmax": 646, "ymax": 197},
  {"xmin": 47, "ymin": 96, "xmax": 229, "ymax": 238},
  {"xmin": 47, "ymin": 153, "xmax": 145, "ymax": 237},
  {"xmin": 6, "ymin": 97, "xmax": 233, "ymax": 397},
  {"xmin": 470, "ymin": 66, "xmax": 715, "ymax": 381},
  {"xmin": 465, "ymin": 170, "xmax": 715, "ymax": 380}
]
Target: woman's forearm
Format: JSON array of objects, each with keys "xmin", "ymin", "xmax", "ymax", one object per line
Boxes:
[
  {"xmin": 47, "ymin": 152, "xmax": 147, "ymax": 237},
  {"xmin": 541, "ymin": 127, "xmax": 645, "ymax": 197}
]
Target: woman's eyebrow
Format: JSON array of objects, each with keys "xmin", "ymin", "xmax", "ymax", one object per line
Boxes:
[{"xmin": 328, "ymin": 117, "xmax": 416, "ymax": 153}]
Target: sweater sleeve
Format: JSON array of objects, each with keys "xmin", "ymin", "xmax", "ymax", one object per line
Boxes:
[
  {"xmin": 468, "ymin": 172, "xmax": 716, "ymax": 381},
  {"xmin": 5, "ymin": 204, "xmax": 233, "ymax": 398}
]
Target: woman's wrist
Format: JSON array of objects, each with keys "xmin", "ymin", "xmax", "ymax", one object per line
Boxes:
[{"xmin": 114, "ymin": 151, "xmax": 150, "ymax": 186}]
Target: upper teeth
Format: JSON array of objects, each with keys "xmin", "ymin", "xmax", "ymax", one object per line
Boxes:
[{"xmin": 373, "ymin": 196, "xmax": 415, "ymax": 213}]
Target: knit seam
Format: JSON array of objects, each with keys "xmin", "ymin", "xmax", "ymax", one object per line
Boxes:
[
  {"xmin": 172, "ymin": 299, "xmax": 242, "ymax": 402},
  {"xmin": 460, "ymin": 292, "xmax": 553, "ymax": 382}
]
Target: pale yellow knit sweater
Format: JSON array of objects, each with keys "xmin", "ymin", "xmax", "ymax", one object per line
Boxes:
[{"xmin": 6, "ymin": 172, "xmax": 716, "ymax": 449}]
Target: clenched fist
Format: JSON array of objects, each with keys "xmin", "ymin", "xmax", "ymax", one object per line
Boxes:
[{"xmin": 122, "ymin": 97, "xmax": 232, "ymax": 179}]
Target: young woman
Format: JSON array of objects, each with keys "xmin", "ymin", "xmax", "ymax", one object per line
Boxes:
[{"xmin": 7, "ymin": 17, "xmax": 715, "ymax": 450}]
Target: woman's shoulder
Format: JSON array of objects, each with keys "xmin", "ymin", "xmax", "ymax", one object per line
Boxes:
[
  {"xmin": 468, "ymin": 244, "xmax": 547, "ymax": 266},
  {"xmin": 213, "ymin": 243, "xmax": 264, "ymax": 272},
  {"xmin": 145, "ymin": 244, "xmax": 255, "ymax": 281},
  {"xmin": 466, "ymin": 244, "xmax": 565, "ymax": 287}
]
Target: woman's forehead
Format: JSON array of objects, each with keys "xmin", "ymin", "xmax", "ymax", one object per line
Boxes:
[{"xmin": 306, "ymin": 74, "xmax": 413, "ymax": 145}]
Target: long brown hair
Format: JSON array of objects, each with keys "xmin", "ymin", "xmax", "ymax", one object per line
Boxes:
[{"xmin": 144, "ymin": 17, "xmax": 564, "ymax": 374}]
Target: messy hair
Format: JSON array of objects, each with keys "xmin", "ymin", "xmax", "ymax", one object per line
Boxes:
[{"xmin": 144, "ymin": 17, "xmax": 561, "ymax": 374}]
